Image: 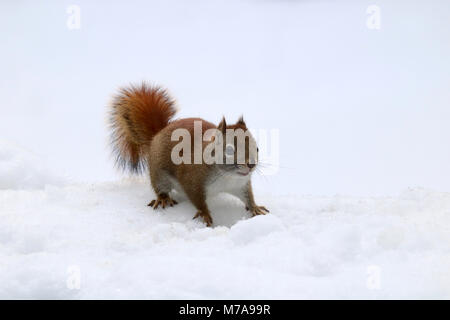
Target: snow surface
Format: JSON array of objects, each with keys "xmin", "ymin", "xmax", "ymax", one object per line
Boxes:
[
  {"xmin": 1, "ymin": 141, "xmax": 450, "ymax": 299},
  {"xmin": 0, "ymin": 140, "xmax": 65, "ymax": 190}
]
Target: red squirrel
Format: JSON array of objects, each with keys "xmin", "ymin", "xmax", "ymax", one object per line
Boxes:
[{"xmin": 109, "ymin": 83, "xmax": 269, "ymax": 226}]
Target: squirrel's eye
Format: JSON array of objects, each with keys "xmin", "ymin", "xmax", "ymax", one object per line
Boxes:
[{"xmin": 225, "ymin": 144, "xmax": 235, "ymax": 156}]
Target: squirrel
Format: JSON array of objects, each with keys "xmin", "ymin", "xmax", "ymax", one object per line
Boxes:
[{"xmin": 109, "ymin": 83, "xmax": 269, "ymax": 226}]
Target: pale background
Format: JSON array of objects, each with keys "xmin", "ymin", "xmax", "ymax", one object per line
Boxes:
[
  {"xmin": 2, "ymin": 0, "xmax": 450, "ymax": 300},
  {"xmin": 1, "ymin": 0, "xmax": 450, "ymax": 196}
]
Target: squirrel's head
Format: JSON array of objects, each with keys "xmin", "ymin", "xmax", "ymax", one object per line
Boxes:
[{"xmin": 215, "ymin": 116, "xmax": 258, "ymax": 177}]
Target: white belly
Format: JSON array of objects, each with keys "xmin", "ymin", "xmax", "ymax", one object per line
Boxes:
[{"xmin": 206, "ymin": 173, "xmax": 250, "ymax": 198}]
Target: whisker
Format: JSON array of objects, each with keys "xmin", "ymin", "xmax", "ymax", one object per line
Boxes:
[
  {"xmin": 254, "ymin": 167, "xmax": 270, "ymax": 182},
  {"xmin": 257, "ymin": 162, "xmax": 294, "ymax": 170}
]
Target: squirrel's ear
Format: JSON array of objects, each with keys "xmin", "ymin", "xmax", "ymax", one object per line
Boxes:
[
  {"xmin": 236, "ymin": 115, "xmax": 246, "ymax": 127},
  {"xmin": 217, "ymin": 116, "xmax": 227, "ymax": 134}
]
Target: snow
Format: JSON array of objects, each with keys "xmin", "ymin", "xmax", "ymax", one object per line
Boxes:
[
  {"xmin": 1, "ymin": 142, "xmax": 450, "ymax": 299},
  {"xmin": 0, "ymin": 140, "xmax": 65, "ymax": 190},
  {"xmin": 2, "ymin": 0, "xmax": 450, "ymax": 300}
]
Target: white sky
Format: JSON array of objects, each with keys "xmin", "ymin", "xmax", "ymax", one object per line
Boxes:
[{"xmin": 1, "ymin": 0, "xmax": 450, "ymax": 196}]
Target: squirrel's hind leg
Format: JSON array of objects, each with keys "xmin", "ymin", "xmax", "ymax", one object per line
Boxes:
[
  {"xmin": 148, "ymin": 193, "xmax": 178, "ymax": 209},
  {"xmin": 148, "ymin": 169, "xmax": 177, "ymax": 209}
]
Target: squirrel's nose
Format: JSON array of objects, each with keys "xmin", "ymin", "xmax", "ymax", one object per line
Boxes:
[{"xmin": 247, "ymin": 163, "xmax": 255, "ymax": 169}]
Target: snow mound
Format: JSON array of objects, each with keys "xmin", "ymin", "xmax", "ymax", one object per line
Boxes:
[
  {"xmin": 0, "ymin": 140, "xmax": 65, "ymax": 190},
  {"xmin": 230, "ymin": 214, "xmax": 285, "ymax": 245},
  {"xmin": 1, "ymin": 179, "xmax": 450, "ymax": 299}
]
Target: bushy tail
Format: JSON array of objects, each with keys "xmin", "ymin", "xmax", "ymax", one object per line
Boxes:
[{"xmin": 109, "ymin": 83, "xmax": 177, "ymax": 173}]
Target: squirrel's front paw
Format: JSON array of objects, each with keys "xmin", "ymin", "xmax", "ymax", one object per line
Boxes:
[
  {"xmin": 246, "ymin": 205, "xmax": 270, "ymax": 216},
  {"xmin": 148, "ymin": 193, "xmax": 178, "ymax": 209},
  {"xmin": 193, "ymin": 210, "xmax": 213, "ymax": 227}
]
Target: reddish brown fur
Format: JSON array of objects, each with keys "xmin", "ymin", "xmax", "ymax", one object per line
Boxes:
[
  {"xmin": 108, "ymin": 83, "xmax": 269, "ymax": 226},
  {"xmin": 109, "ymin": 83, "xmax": 176, "ymax": 172},
  {"xmin": 148, "ymin": 118, "xmax": 217, "ymax": 223}
]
